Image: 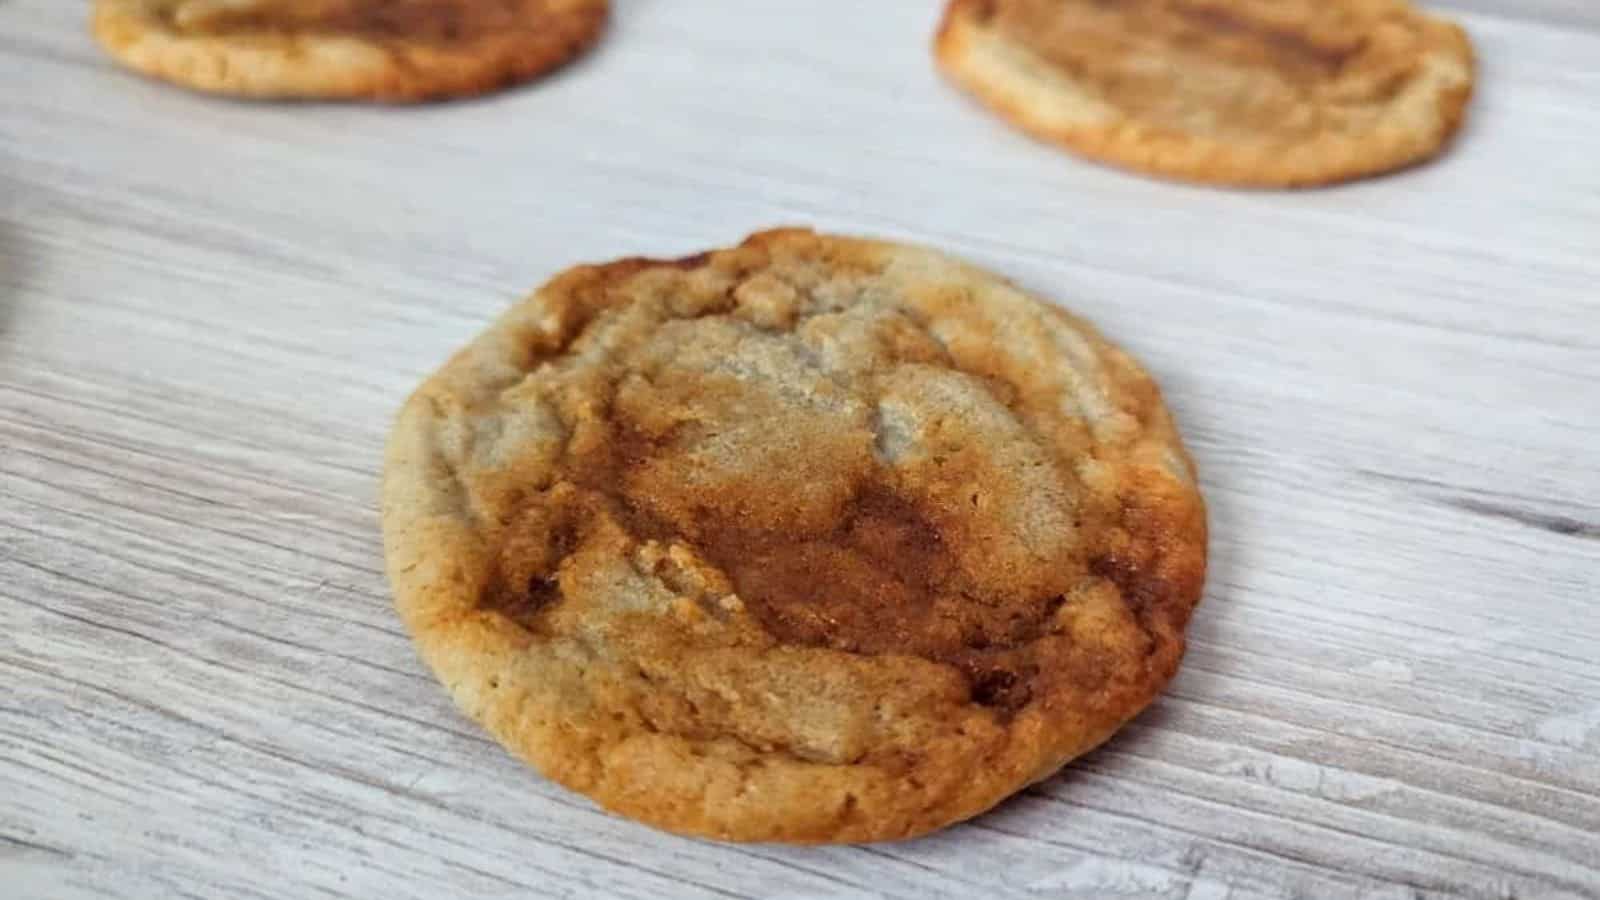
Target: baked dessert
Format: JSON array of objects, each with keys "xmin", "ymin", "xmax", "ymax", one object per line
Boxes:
[
  {"xmin": 91, "ymin": 0, "xmax": 608, "ymax": 101},
  {"xmin": 381, "ymin": 228, "xmax": 1208, "ymax": 842},
  {"xmin": 935, "ymin": 0, "xmax": 1475, "ymax": 186}
]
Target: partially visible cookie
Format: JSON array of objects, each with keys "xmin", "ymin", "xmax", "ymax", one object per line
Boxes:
[
  {"xmin": 935, "ymin": 0, "xmax": 1475, "ymax": 187},
  {"xmin": 91, "ymin": 0, "xmax": 608, "ymax": 102},
  {"xmin": 381, "ymin": 228, "xmax": 1208, "ymax": 843}
]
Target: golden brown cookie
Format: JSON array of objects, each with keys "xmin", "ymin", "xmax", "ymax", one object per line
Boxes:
[
  {"xmin": 381, "ymin": 228, "xmax": 1207, "ymax": 843},
  {"xmin": 91, "ymin": 0, "xmax": 608, "ymax": 102},
  {"xmin": 935, "ymin": 0, "xmax": 1475, "ymax": 187}
]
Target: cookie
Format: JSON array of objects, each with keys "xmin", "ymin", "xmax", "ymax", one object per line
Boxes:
[
  {"xmin": 935, "ymin": 0, "xmax": 1475, "ymax": 187},
  {"xmin": 381, "ymin": 228, "xmax": 1207, "ymax": 843},
  {"xmin": 91, "ymin": 0, "xmax": 608, "ymax": 102}
]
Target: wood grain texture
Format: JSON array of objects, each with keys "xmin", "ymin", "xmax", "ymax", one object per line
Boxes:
[{"xmin": 2, "ymin": 1, "xmax": 1597, "ymax": 898}]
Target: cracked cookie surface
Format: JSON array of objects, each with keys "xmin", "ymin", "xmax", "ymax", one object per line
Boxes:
[
  {"xmin": 935, "ymin": 0, "xmax": 1474, "ymax": 187},
  {"xmin": 91, "ymin": 0, "xmax": 607, "ymax": 101},
  {"xmin": 381, "ymin": 228, "xmax": 1207, "ymax": 843}
]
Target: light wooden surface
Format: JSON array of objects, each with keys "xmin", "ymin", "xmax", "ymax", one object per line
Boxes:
[{"xmin": 3, "ymin": 2, "xmax": 1598, "ymax": 898}]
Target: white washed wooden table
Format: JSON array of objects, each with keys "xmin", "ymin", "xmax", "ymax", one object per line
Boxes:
[{"xmin": 3, "ymin": 2, "xmax": 1598, "ymax": 898}]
